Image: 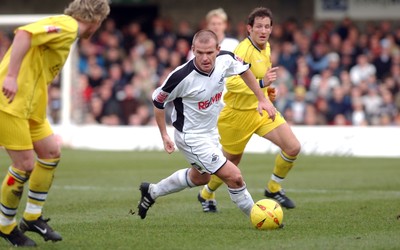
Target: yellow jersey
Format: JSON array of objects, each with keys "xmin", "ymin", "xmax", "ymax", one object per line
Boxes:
[
  {"xmin": 0, "ymin": 15, "xmax": 78, "ymax": 122},
  {"xmin": 224, "ymin": 37, "xmax": 272, "ymax": 110}
]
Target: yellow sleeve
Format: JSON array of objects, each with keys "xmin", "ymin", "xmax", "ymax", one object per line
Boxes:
[{"xmin": 18, "ymin": 15, "xmax": 78, "ymax": 49}]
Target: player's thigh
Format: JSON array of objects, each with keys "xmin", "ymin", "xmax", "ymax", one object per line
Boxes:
[
  {"xmin": 263, "ymin": 122, "xmax": 300, "ymax": 155},
  {"xmin": 174, "ymin": 130, "xmax": 226, "ymax": 175},
  {"xmin": 218, "ymin": 108, "xmax": 254, "ymax": 155},
  {"xmin": 214, "ymin": 160, "xmax": 243, "ymax": 188},
  {"xmin": 188, "ymin": 167, "xmax": 210, "ymax": 186},
  {"xmin": 0, "ymin": 111, "xmax": 33, "ymax": 150},
  {"xmin": 255, "ymin": 112, "xmax": 287, "ymax": 140}
]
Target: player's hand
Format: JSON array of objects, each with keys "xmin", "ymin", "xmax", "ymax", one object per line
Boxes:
[
  {"xmin": 267, "ymin": 86, "xmax": 277, "ymax": 102},
  {"xmin": 262, "ymin": 67, "xmax": 279, "ymax": 87},
  {"xmin": 162, "ymin": 134, "xmax": 175, "ymax": 154},
  {"xmin": 257, "ymin": 98, "xmax": 276, "ymax": 121},
  {"xmin": 2, "ymin": 76, "xmax": 18, "ymax": 103}
]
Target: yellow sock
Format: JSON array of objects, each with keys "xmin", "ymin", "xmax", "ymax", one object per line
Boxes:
[
  {"xmin": 267, "ymin": 151, "xmax": 297, "ymax": 193},
  {"xmin": 200, "ymin": 175, "xmax": 223, "ymax": 200},
  {"xmin": 0, "ymin": 166, "xmax": 29, "ymax": 234},
  {"xmin": 23, "ymin": 158, "xmax": 59, "ymax": 221}
]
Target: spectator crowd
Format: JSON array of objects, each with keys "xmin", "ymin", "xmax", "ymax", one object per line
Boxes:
[{"xmin": 1, "ymin": 15, "xmax": 400, "ymax": 126}]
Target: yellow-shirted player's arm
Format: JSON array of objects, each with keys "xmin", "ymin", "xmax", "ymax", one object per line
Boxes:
[
  {"xmin": 2, "ymin": 30, "xmax": 32, "ymax": 103},
  {"xmin": 239, "ymin": 69, "xmax": 276, "ymax": 119},
  {"xmin": 259, "ymin": 66, "xmax": 279, "ymax": 88}
]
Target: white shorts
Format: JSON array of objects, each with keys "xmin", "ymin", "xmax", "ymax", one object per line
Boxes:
[{"xmin": 174, "ymin": 129, "xmax": 227, "ymax": 174}]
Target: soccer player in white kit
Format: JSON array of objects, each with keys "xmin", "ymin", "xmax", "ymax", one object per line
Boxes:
[{"xmin": 137, "ymin": 30, "xmax": 276, "ymax": 219}]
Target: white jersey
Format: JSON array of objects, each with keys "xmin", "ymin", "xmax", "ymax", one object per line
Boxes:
[
  {"xmin": 220, "ymin": 37, "xmax": 239, "ymax": 52},
  {"xmin": 153, "ymin": 51, "xmax": 250, "ymax": 134}
]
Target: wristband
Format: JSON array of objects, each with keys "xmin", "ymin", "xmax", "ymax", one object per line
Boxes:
[{"xmin": 259, "ymin": 79, "xmax": 265, "ymax": 88}]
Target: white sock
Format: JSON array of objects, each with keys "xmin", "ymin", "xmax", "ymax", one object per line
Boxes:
[
  {"xmin": 271, "ymin": 174, "xmax": 284, "ymax": 183},
  {"xmin": 24, "ymin": 202, "xmax": 43, "ymax": 215},
  {"xmin": 149, "ymin": 168, "xmax": 195, "ymax": 199},
  {"xmin": 228, "ymin": 184, "xmax": 254, "ymax": 216},
  {"xmin": 0, "ymin": 213, "xmax": 15, "ymax": 227}
]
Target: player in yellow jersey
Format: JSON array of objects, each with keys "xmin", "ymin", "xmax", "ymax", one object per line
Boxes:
[
  {"xmin": 0, "ymin": 0, "xmax": 109, "ymax": 247},
  {"xmin": 198, "ymin": 7, "xmax": 301, "ymax": 212}
]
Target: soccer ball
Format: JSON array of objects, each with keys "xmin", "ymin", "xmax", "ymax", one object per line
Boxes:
[{"xmin": 250, "ymin": 199, "xmax": 283, "ymax": 230}]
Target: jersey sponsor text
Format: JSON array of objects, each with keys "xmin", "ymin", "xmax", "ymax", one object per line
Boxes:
[{"xmin": 198, "ymin": 91, "xmax": 222, "ymax": 110}]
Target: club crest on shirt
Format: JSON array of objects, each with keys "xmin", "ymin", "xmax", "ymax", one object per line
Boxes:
[
  {"xmin": 50, "ymin": 64, "xmax": 61, "ymax": 78},
  {"xmin": 155, "ymin": 90, "xmax": 169, "ymax": 103},
  {"xmin": 44, "ymin": 25, "xmax": 61, "ymax": 34}
]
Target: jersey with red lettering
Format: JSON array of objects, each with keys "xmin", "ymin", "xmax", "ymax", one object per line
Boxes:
[{"xmin": 153, "ymin": 51, "xmax": 249, "ymax": 134}]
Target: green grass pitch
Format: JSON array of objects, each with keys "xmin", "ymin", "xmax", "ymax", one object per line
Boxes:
[{"xmin": 0, "ymin": 148, "xmax": 399, "ymax": 249}]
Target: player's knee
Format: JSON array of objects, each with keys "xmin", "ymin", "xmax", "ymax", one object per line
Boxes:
[
  {"xmin": 14, "ymin": 156, "xmax": 35, "ymax": 172},
  {"xmin": 35, "ymin": 136, "xmax": 62, "ymax": 159},
  {"xmin": 229, "ymin": 173, "xmax": 244, "ymax": 188},
  {"xmin": 190, "ymin": 173, "xmax": 210, "ymax": 186},
  {"xmin": 292, "ymin": 143, "xmax": 301, "ymax": 157},
  {"xmin": 50, "ymin": 148, "xmax": 61, "ymax": 159},
  {"xmin": 44, "ymin": 145, "xmax": 61, "ymax": 159},
  {"xmin": 286, "ymin": 141, "xmax": 301, "ymax": 157}
]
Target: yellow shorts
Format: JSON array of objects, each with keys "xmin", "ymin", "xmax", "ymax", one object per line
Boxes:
[
  {"xmin": 0, "ymin": 110, "xmax": 53, "ymax": 150},
  {"xmin": 218, "ymin": 106, "xmax": 286, "ymax": 155}
]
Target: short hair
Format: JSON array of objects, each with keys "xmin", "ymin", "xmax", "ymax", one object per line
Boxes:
[
  {"xmin": 64, "ymin": 0, "xmax": 110, "ymax": 23},
  {"xmin": 206, "ymin": 8, "xmax": 228, "ymax": 23},
  {"xmin": 247, "ymin": 7, "xmax": 273, "ymax": 27},
  {"xmin": 192, "ymin": 29, "xmax": 219, "ymax": 47}
]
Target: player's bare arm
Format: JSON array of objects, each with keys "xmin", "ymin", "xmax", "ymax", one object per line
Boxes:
[
  {"xmin": 154, "ymin": 107, "xmax": 175, "ymax": 154},
  {"xmin": 1, "ymin": 30, "xmax": 31, "ymax": 103},
  {"xmin": 240, "ymin": 69, "xmax": 276, "ymax": 120}
]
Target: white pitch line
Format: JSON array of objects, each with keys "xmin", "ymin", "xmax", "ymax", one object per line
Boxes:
[
  {"xmin": 250, "ymin": 188, "xmax": 400, "ymax": 196},
  {"xmin": 52, "ymin": 185, "xmax": 400, "ymax": 196},
  {"xmin": 52, "ymin": 185, "xmax": 134, "ymax": 192}
]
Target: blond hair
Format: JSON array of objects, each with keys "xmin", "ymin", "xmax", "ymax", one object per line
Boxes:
[
  {"xmin": 206, "ymin": 8, "xmax": 227, "ymax": 23},
  {"xmin": 64, "ymin": 0, "xmax": 110, "ymax": 23}
]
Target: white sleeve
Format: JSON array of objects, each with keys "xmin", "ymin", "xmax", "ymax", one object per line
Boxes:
[
  {"xmin": 225, "ymin": 54, "xmax": 250, "ymax": 77},
  {"xmin": 152, "ymin": 75, "xmax": 182, "ymax": 109}
]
